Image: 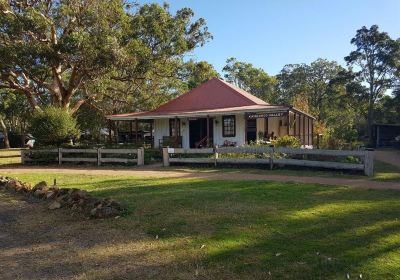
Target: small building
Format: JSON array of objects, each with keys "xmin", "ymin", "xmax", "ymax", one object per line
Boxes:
[
  {"xmin": 372, "ymin": 124, "xmax": 400, "ymax": 148},
  {"xmin": 107, "ymin": 78, "xmax": 315, "ymax": 148}
]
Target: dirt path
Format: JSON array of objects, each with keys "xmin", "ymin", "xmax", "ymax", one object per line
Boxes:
[{"xmin": 1, "ymin": 165, "xmax": 399, "ymax": 190}]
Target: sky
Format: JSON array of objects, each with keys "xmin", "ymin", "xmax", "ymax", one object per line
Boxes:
[{"xmin": 142, "ymin": 0, "xmax": 400, "ymax": 75}]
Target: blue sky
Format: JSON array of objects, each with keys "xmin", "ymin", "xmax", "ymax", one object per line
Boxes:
[{"xmin": 142, "ymin": 0, "xmax": 400, "ymax": 75}]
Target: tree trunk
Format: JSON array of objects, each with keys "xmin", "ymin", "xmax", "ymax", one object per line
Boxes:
[
  {"xmin": 0, "ymin": 118, "xmax": 10, "ymax": 149},
  {"xmin": 367, "ymin": 97, "xmax": 374, "ymax": 145}
]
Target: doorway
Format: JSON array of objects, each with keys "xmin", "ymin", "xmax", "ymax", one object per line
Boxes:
[
  {"xmin": 246, "ymin": 119, "xmax": 257, "ymax": 143},
  {"xmin": 189, "ymin": 118, "xmax": 213, "ymax": 148}
]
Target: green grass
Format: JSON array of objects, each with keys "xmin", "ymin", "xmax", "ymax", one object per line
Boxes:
[{"xmin": 2, "ymin": 171, "xmax": 400, "ymax": 279}]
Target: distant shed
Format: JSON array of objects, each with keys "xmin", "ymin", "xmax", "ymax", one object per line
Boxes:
[{"xmin": 372, "ymin": 124, "xmax": 400, "ymax": 148}]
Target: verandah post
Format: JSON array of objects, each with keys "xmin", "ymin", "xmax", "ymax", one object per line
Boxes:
[
  {"xmin": 135, "ymin": 118, "xmax": 139, "ymax": 145},
  {"xmin": 207, "ymin": 115, "xmax": 210, "ymax": 147},
  {"xmin": 286, "ymin": 111, "xmax": 290, "ymax": 136}
]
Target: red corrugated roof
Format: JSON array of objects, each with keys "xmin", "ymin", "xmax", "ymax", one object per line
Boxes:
[
  {"xmin": 108, "ymin": 78, "xmax": 305, "ymax": 120},
  {"xmin": 153, "ymin": 77, "xmax": 268, "ymax": 113}
]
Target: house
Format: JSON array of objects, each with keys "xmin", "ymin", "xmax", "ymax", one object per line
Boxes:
[{"xmin": 107, "ymin": 78, "xmax": 315, "ymax": 148}]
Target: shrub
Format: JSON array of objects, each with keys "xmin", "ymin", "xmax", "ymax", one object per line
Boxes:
[
  {"xmin": 29, "ymin": 107, "xmax": 80, "ymax": 146},
  {"xmin": 272, "ymin": 135, "xmax": 301, "ymax": 148}
]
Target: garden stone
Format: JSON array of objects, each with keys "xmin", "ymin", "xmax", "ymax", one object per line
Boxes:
[{"xmin": 48, "ymin": 201, "xmax": 61, "ymax": 210}]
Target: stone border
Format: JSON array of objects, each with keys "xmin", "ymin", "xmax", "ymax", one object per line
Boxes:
[{"xmin": 0, "ymin": 176, "xmax": 123, "ymax": 218}]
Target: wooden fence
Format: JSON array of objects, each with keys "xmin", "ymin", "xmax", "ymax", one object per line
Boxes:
[
  {"xmin": 21, "ymin": 148, "xmax": 144, "ymax": 166},
  {"xmin": 163, "ymin": 146, "xmax": 374, "ymax": 176}
]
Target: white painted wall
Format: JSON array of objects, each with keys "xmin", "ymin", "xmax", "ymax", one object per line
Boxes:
[
  {"xmin": 213, "ymin": 114, "xmax": 246, "ymax": 146},
  {"xmin": 153, "ymin": 119, "xmax": 169, "ymax": 148},
  {"xmin": 154, "ymin": 114, "xmax": 313, "ymax": 148}
]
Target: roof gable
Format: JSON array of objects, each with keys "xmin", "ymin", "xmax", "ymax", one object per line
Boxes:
[{"xmin": 152, "ymin": 78, "xmax": 268, "ymax": 113}]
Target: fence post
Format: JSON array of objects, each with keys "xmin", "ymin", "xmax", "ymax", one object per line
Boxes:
[
  {"xmin": 214, "ymin": 146, "xmax": 219, "ymax": 167},
  {"xmin": 20, "ymin": 150, "xmax": 25, "ymax": 165},
  {"xmin": 97, "ymin": 148, "xmax": 102, "ymax": 166},
  {"xmin": 137, "ymin": 147, "xmax": 144, "ymax": 166},
  {"xmin": 364, "ymin": 151, "xmax": 374, "ymax": 176},
  {"xmin": 163, "ymin": 147, "xmax": 170, "ymax": 167},
  {"xmin": 58, "ymin": 148, "xmax": 62, "ymax": 166}
]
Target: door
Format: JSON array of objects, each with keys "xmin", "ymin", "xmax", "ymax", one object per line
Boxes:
[
  {"xmin": 189, "ymin": 118, "xmax": 213, "ymax": 148},
  {"xmin": 246, "ymin": 119, "xmax": 257, "ymax": 143}
]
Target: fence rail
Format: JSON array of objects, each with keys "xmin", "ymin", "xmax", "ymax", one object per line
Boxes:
[
  {"xmin": 163, "ymin": 146, "xmax": 374, "ymax": 176},
  {"xmin": 21, "ymin": 148, "xmax": 144, "ymax": 166}
]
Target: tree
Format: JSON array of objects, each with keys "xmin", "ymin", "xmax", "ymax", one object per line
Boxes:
[
  {"xmin": 374, "ymin": 91, "xmax": 400, "ymax": 124},
  {"xmin": 79, "ymin": 3, "xmax": 212, "ymax": 116},
  {"xmin": 276, "ymin": 59, "xmax": 344, "ymax": 120},
  {"xmin": 182, "ymin": 60, "xmax": 219, "ymax": 90},
  {"xmin": 345, "ymin": 25, "xmax": 400, "ymax": 141},
  {"xmin": 0, "ymin": 90, "xmax": 32, "ymax": 148},
  {"xmin": 0, "ymin": 0, "xmax": 128, "ymax": 112},
  {"xmin": 276, "ymin": 63, "xmax": 308, "ymax": 104},
  {"xmin": 223, "ymin": 58, "xmax": 277, "ymax": 103},
  {"xmin": 29, "ymin": 107, "xmax": 80, "ymax": 146},
  {"xmin": 0, "ymin": 1, "xmax": 212, "ymax": 114}
]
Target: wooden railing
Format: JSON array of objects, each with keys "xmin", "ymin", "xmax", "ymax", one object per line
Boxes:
[
  {"xmin": 21, "ymin": 148, "xmax": 144, "ymax": 166},
  {"xmin": 162, "ymin": 146, "xmax": 374, "ymax": 176}
]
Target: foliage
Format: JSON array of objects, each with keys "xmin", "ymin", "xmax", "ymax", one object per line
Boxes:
[
  {"xmin": 29, "ymin": 107, "xmax": 80, "ymax": 146},
  {"xmin": 345, "ymin": 25, "xmax": 400, "ymax": 140},
  {"xmin": 272, "ymin": 135, "xmax": 301, "ymax": 148},
  {"xmin": 374, "ymin": 90, "xmax": 400, "ymax": 124},
  {"xmin": 87, "ymin": 3, "xmax": 213, "ymax": 116},
  {"xmin": 0, "ymin": 1, "xmax": 212, "ymax": 114},
  {"xmin": 223, "ymin": 57, "xmax": 278, "ymax": 103},
  {"xmin": 276, "ymin": 59, "xmax": 346, "ymax": 120},
  {"xmin": 75, "ymin": 103, "xmax": 107, "ymax": 143},
  {"xmin": 182, "ymin": 60, "xmax": 219, "ymax": 90}
]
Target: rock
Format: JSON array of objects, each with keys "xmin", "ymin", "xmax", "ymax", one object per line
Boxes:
[
  {"xmin": 33, "ymin": 181, "xmax": 47, "ymax": 191},
  {"xmin": 6, "ymin": 180, "xmax": 23, "ymax": 191},
  {"xmin": 2, "ymin": 176, "xmax": 122, "ymax": 219},
  {"xmin": 90, "ymin": 206, "xmax": 120, "ymax": 218},
  {"xmin": 48, "ymin": 201, "xmax": 61, "ymax": 210},
  {"xmin": 71, "ymin": 190, "xmax": 88, "ymax": 201},
  {"xmin": 103, "ymin": 198, "xmax": 122, "ymax": 210},
  {"xmin": 46, "ymin": 191, "xmax": 57, "ymax": 199}
]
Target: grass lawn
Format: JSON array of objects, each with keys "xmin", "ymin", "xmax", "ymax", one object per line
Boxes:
[{"xmin": 2, "ymin": 171, "xmax": 400, "ymax": 279}]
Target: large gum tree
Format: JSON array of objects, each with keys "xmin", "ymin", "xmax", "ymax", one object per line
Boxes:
[{"xmin": 0, "ymin": 0, "xmax": 211, "ymax": 114}]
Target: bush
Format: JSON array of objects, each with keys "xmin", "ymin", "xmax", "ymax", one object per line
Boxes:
[
  {"xmin": 29, "ymin": 107, "xmax": 80, "ymax": 146},
  {"xmin": 272, "ymin": 135, "xmax": 301, "ymax": 148}
]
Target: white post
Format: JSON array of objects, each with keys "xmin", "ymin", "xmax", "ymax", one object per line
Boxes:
[
  {"xmin": 137, "ymin": 147, "xmax": 144, "ymax": 166},
  {"xmin": 163, "ymin": 147, "xmax": 170, "ymax": 167}
]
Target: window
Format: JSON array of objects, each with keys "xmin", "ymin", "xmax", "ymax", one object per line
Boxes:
[
  {"xmin": 169, "ymin": 119, "xmax": 181, "ymax": 136},
  {"xmin": 222, "ymin": 115, "xmax": 236, "ymax": 137}
]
